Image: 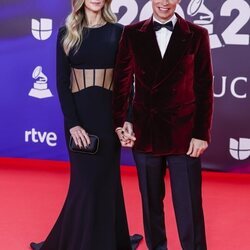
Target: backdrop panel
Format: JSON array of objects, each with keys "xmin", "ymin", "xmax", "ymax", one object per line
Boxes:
[{"xmin": 0, "ymin": 0, "xmax": 249, "ymax": 172}]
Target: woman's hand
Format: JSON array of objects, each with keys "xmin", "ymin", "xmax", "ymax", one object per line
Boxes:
[
  {"xmin": 116, "ymin": 122, "xmax": 136, "ymax": 147},
  {"xmin": 69, "ymin": 126, "xmax": 90, "ymax": 148}
]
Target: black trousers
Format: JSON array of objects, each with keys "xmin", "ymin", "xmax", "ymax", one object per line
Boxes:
[{"xmin": 133, "ymin": 151, "xmax": 207, "ymax": 250}]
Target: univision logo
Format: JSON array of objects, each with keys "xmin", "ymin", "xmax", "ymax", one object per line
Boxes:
[
  {"xmin": 229, "ymin": 138, "xmax": 250, "ymax": 160},
  {"xmin": 31, "ymin": 18, "xmax": 52, "ymax": 40}
]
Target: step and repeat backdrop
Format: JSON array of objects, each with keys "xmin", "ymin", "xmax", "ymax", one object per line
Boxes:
[{"xmin": 0, "ymin": 0, "xmax": 249, "ymax": 172}]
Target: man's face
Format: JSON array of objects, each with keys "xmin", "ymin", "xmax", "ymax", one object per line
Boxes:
[{"xmin": 151, "ymin": 0, "xmax": 180, "ymax": 22}]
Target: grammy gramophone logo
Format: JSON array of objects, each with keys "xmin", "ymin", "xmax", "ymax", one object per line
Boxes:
[
  {"xmin": 29, "ymin": 66, "xmax": 53, "ymax": 99},
  {"xmin": 187, "ymin": 0, "xmax": 222, "ymax": 48}
]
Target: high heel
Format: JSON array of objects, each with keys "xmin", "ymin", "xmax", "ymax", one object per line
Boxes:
[
  {"xmin": 30, "ymin": 241, "xmax": 44, "ymax": 250},
  {"xmin": 130, "ymin": 234, "xmax": 143, "ymax": 250}
]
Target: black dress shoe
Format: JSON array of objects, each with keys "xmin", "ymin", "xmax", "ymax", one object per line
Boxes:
[
  {"xmin": 130, "ymin": 234, "xmax": 143, "ymax": 250},
  {"xmin": 30, "ymin": 241, "xmax": 44, "ymax": 250}
]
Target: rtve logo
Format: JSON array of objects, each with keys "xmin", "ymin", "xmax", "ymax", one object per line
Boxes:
[
  {"xmin": 229, "ymin": 138, "xmax": 250, "ymax": 160},
  {"xmin": 25, "ymin": 128, "xmax": 57, "ymax": 147},
  {"xmin": 31, "ymin": 18, "xmax": 53, "ymax": 40}
]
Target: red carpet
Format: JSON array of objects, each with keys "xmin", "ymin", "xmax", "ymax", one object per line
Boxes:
[{"xmin": 0, "ymin": 158, "xmax": 250, "ymax": 250}]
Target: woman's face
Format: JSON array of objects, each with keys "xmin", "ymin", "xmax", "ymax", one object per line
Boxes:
[{"xmin": 84, "ymin": 0, "xmax": 106, "ymax": 13}]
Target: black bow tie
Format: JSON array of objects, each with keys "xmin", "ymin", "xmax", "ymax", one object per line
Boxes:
[{"xmin": 153, "ymin": 21, "xmax": 174, "ymax": 31}]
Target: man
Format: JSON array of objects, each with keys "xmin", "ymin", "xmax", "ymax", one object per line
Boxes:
[{"xmin": 113, "ymin": 0, "xmax": 213, "ymax": 249}]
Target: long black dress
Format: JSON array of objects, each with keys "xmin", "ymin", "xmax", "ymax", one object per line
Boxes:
[{"xmin": 31, "ymin": 23, "xmax": 132, "ymax": 250}]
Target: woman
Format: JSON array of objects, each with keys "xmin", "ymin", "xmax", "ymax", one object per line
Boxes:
[{"xmin": 30, "ymin": 0, "xmax": 140, "ymax": 249}]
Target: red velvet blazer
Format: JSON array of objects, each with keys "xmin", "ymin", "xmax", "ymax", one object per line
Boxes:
[{"xmin": 113, "ymin": 14, "xmax": 213, "ymax": 155}]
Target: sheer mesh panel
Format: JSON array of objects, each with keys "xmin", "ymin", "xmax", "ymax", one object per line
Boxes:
[{"xmin": 71, "ymin": 68, "xmax": 114, "ymax": 93}]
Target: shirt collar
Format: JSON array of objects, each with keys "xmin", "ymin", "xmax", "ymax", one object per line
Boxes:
[{"xmin": 153, "ymin": 13, "xmax": 177, "ymax": 27}]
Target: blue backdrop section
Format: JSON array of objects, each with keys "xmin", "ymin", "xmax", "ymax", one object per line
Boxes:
[{"xmin": 0, "ymin": 0, "xmax": 250, "ymax": 172}]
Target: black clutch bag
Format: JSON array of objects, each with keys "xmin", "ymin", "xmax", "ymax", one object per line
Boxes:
[{"xmin": 69, "ymin": 134, "xmax": 99, "ymax": 154}]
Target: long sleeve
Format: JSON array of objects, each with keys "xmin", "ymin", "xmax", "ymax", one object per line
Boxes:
[
  {"xmin": 113, "ymin": 27, "xmax": 134, "ymax": 128},
  {"xmin": 126, "ymin": 83, "xmax": 134, "ymax": 123},
  {"xmin": 56, "ymin": 28, "xmax": 80, "ymax": 129},
  {"xmin": 193, "ymin": 29, "xmax": 214, "ymax": 142}
]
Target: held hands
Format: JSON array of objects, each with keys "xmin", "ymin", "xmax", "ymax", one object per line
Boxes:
[
  {"xmin": 116, "ymin": 122, "xmax": 136, "ymax": 147},
  {"xmin": 187, "ymin": 138, "xmax": 208, "ymax": 158},
  {"xmin": 69, "ymin": 126, "xmax": 90, "ymax": 149}
]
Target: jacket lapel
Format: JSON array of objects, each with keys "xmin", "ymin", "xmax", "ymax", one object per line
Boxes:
[
  {"xmin": 136, "ymin": 15, "xmax": 193, "ymax": 88},
  {"xmin": 154, "ymin": 14, "xmax": 194, "ymax": 88},
  {"xmin": 138, "ymin": 17, "xmax": 162, "ymax": 70}
]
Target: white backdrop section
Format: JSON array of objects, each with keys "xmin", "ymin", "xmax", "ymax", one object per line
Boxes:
[{"xmin": 0, "ymin": 0, "xmax": 249, "ymax": 172}]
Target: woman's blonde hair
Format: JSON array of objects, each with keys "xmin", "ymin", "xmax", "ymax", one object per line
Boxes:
[{"xmin": 62, "ymin": 0, "xmax": 117, "ymax": 55}]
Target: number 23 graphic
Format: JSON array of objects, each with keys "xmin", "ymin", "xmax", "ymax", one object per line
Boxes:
[{"xmin": 111, "ymin": 0, "xmax": 250, "ymax": 47}]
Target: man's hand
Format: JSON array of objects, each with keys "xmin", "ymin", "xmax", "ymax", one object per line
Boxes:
[
  {"xmin": 116, "ymin": 122, "xmax": 136, "ymax": 147},
  {"xmin": 186, "ymin": 138, "xmax": 208, "ymax": 158}
]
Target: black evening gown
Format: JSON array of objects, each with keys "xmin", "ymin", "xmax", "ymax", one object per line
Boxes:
[{"xmin": 31, "ymin": 23, "xmax": 133, "ymax": 250}]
